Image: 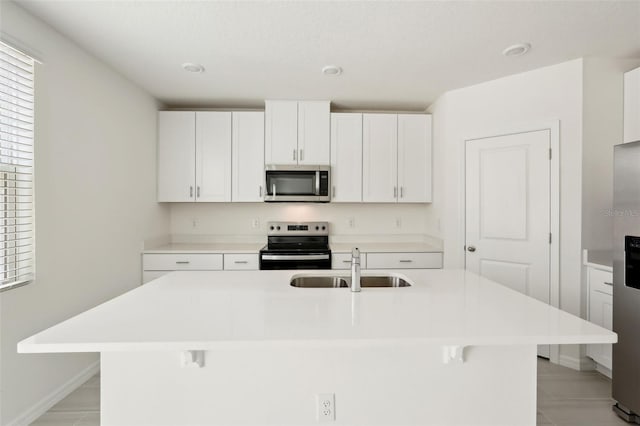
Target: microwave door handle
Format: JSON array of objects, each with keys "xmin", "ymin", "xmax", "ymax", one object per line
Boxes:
[
  {"xmin": 316, "ymin": 171, "xmax": 320, "ymax": 195},
  {"xmin": 272, "ymin": 183, "xmax": 276, "ymax": 197}
]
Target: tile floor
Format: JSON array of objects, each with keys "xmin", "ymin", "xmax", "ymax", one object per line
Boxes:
[{"xmin": 32, "ymin": 358, "xmax": 628, "ymax": 425}]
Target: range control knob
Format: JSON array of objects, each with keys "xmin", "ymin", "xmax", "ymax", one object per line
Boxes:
[
  {"xmin": 322, "ymin": 226, "xmax": 326, "ymax": 230},
  {"xmin": 276, "ymin": 226, "xmax": 281, "ymax": 231},
  {"xmin": 315, "ymin": 226, "xmax": 319, "ymax": 230},
  {"xmin": 270, "ymin": 226, "xmax": 274, "ymax": 231}
]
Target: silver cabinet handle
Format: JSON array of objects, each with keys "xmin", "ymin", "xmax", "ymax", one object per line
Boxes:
[
  {"xmin": 343, "ymin": 260, "xmax": 352, "ymax": 263},
  {"xmin": 190, "ymin": 186, "xmax": 193, "ymax": 198},
  {"xmin": 604, "ymin": 282, "xmax": 613, "ymax": 286},
  {"xmin": 259, "ymin": 186, "xmax": 263, "ymax": 197},
  {"xmin": 399, "ymin": 259, "xmax": 413, "ymax": 263},
  {"xmin": 332, "ymin": 186, "xmax": 336, "ymax": 198},
  {"xmin": 300, "ymin": 148, "xmax": 304, "ymax": 161},
  {"xmin": 394, "ymin": 187, "xmax": 397, "ymax": 198},
  {"xmin": 400, "ymin": 187, "xmax": 404, "ymax": 198},
  {"xmin": 197, "ymin": 186, "xmax": 200, "ymax": 198},
  {"xmin": 293, "ymin": 149, "xmax": 297, "ymax": 161},
  {"xmin": 176, "ymin": 261, "xmax": 190, "ymax": 264},
  {"xmin": 234, "ymin": 261, "xmax": 248, "ymax": 264},
  {"xmin": 467, "ymin": 246, "xmax": 476, "ymax": 252}
]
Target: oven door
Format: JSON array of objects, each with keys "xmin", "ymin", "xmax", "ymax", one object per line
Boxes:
[
  {"xmin": 264, "ymin": 166, "xmax": 330, "ymax": 202},
  {"xmin": 259, "ymin": 252, "xmax": 331, "ymax": 270}
]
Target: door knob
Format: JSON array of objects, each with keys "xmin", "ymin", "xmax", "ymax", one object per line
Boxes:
[{"xmin": 467, "ymin": 246, "xmax": 476, "ymax": 252}]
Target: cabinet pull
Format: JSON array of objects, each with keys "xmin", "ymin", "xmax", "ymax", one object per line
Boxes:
[
  {"xmin": 197, "ymin": 186, "xmax": 200, "ymax": 198},
  {"xmin": 300, "ymin": 149, "xmax": 304, "ymax": 161},
  {"xmin": 400, "ymin": 187, "xmax": 404, "ymax": 198},
  {"xmin": 394, "ymin": 187, "xmax": 397, "ymax": 198},
  {"xmin": 234, "ymin": 260, "xmax": 248, "ymax": 264},
  {"xmin": 399, "ymin": 259, "xmax": 413, "ymax": 263},
  {"xmin": 342, "ymin": 260, "xmax": 352, "ymax": 263},
  {"xmin": 176, "ymin": 261, "xmax": 190, "ymax": 265},
  {"xmin": 604, "ymin": 282, "xmax": 613, "ymax": 286},
  {"xmin": 190, "ymin": 186, "xmax": 193, "ymax": 198},
  {"xmin": 293, "ymin": 149, "xmax": 297, "ymax": 161},
  {"xmin": 259, "ymin": 186, "xmax": 263, "ymax": 197}
]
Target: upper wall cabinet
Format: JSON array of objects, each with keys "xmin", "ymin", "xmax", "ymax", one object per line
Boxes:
[
  {"xmin": 624, "ymin": 67, "xmax": 640, "ymax": 144},
  {"xmin": 265, "ymin": 100, "xmax": 330, "ymax": 165},
  {"xmin": 362, "ymin": 113, "xmax": 432, "ymax": 203},
  {"xmin": 232, "ymin": 111, "xmax": 265, "ymax": 202},
  {"xmin": 331, "ymin": 113, "xmax": 363, "ymax": 202},
  {"xmin": 158, "ymin": 111, "xmax": 232, "ymax": 202}
]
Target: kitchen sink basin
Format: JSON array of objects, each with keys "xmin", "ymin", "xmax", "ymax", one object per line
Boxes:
[
  {"xmin": 290, "ymin": 275, "xmax": 411, "ymax": 288},
  {"xmin": 290, "ymin": 276, "xmax": 349, "ymax": 288}
]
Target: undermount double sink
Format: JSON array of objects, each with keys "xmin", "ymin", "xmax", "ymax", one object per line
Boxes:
[{"xmin": 290, "ymin": 275, "xmax": 411, "ymax": 288}]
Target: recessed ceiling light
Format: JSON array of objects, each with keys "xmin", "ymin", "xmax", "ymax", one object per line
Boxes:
[
  {"xmin": 502, "ymin": 43, "xmax": 531, "ymax": 57},
  {"xmin": 182, "ymin": 62, "xmax": 205, "ymax": 73},
  {"xmin": 322, "ymin": 65, "xmax": 342, "ymax": 76}
]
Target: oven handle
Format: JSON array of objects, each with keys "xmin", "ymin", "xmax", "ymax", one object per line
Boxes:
[{"xmin": 261, "ymin": 254, "xmax": 330, "ymax": 261}]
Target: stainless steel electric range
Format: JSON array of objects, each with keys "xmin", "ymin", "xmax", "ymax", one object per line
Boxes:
[{"xmin": 259, "ymin": 221, "xmax": 331, "ymax": 270}]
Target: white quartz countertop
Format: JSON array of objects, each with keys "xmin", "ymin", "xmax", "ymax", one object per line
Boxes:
[
  {"xmin": 18, "ymin": 269, "xmax": 615, "ymax": 353},
  {"xmin": 330, "ymin": 242, "xmax": 442, "ymax": 253},
  {"xmin": 144, "ymin": 242, "xmax": 264, "ymax": 254}
]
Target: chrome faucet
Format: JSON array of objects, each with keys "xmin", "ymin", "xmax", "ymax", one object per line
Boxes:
[{"xmin": 351, "ymin": 247, "xmax": 361, "ymax": 292}]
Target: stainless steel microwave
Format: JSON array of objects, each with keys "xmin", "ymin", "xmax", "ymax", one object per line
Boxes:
[{"xmin": 264, "ymin": 165, "xmax": 330, "ymax": 202}]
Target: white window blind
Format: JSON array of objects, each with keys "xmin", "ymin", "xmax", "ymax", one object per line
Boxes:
[{"xmin": 0, "ymin": 41, "xmax": 34, "ymax": 291}]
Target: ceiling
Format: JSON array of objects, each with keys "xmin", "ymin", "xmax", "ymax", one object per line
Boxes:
[{"xmin": 12, "ymin": 0, "xmax": 640, "ymax": 110}]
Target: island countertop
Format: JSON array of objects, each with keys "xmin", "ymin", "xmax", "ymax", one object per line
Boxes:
[{"xmin": 18, "ymin": 269, "xmax": 615, "ymax": 354}]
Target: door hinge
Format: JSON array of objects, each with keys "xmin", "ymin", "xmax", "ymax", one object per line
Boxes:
[
  {"xmin": 549, "ymin": 233, "xmax": 552, "ymax": 244},
  {"xmin": 549, "ymin": 148, "xmax": 552, "ymax": 160}
]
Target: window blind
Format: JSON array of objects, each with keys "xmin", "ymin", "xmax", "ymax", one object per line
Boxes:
[{"xmin": 0, "ymin": 41, "xmax": 34, "ymax": 291}]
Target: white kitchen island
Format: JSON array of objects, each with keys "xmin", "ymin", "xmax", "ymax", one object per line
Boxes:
[{"xmin": 19, "ymin": 269, "xmax": 615, "ymax": 425}]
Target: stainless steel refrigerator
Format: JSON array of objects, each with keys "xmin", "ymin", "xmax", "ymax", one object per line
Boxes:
[{"xmin": 613, "ymin": 140, "xmax": 640, "ymax": 422}]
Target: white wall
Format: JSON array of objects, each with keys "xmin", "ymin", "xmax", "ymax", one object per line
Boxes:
[
  {"xmin": 428, "ymin": 59, "xmax": 584, "ymax": 363},
  {"xmin": 0, "ymin": 2, "xmax": 170, "ymax": 423},
  {"xmin": 170, "ymin": 203, "xmax": 433, "ymax": 242}
]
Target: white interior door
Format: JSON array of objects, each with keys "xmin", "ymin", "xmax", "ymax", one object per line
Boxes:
[{"xmin": 465, "ymin": 129, "xmax": 551, "ymax": 357}]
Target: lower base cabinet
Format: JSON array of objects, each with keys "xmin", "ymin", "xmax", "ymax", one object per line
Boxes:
[
  {"xmin": 332, "ymin": 251, "xmax": 443, "ymax": 270},
  {"xmin": 142, "ymin": 253, "xmax": 257, "ymax": 284},
  {"xmin": 586, "ymin": 266, "xmax": 613, "ymax": 371}
]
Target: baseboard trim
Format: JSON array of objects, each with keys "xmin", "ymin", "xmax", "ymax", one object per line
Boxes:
[
  {"xmin": 7, "ymin": 360, "xmax": 100, "ymax": 426},
  {"xmin": 558, "ymin": 354, "xmax": 596, "ymax": 371},
  {"xmin": 594, "ymin": 362, "xmax": 613, "ymax": 379}
]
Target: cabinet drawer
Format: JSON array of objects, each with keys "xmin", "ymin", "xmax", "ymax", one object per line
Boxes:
[
  {"xmin": 366, "ymin": 252, "xmax": 443, "ymax": 269},
  {"xmin": 589, "ymin": 268, "xmax": 613, "ymax": 296},
  {"xmin": 142, "ymin": 254, "xmax": 223, "ymax": 271},
  {"xmin": 224, "ymin": 254, "xmax": 259, "ymax": 270},
  {"xmin": 332, "ymin": 253, "xmax": 367, "ymax": 270}
]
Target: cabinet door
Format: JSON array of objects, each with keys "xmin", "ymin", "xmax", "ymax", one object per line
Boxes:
[
  {"xmin": 330, "ymin": 113, "xmax": 362, "ymax": 202},
  {"xmin": 265, "ymin": 101, "xmax": 298, "ymax": 165},
  {"xmin": 363, "ymin": 114, "xmax": 398, "ymax": 202},
  {"xmin": 195, "ymin": 112, "xmax": 231, "ymax": 202},
  {"xmin": 157, "ymin": 111, "xmax": 196, "ymax": 202},
  {"xmin": 298, "ymin": 101, "xmax": 330, "ymax": 165},
  {"xmin": 588, "ymin": 289, "xmax": 613, "ymax": 369},
  {"xmin": 624, "ymin": 67, "xmax": 640, "ymax": 144},
  {"xmin": 232, "ymin": 112, "xmax": 265, "ymax": 202},
  {"xmin": 398, "ymin": 114, "xmax": 431, "ymax": 203}
]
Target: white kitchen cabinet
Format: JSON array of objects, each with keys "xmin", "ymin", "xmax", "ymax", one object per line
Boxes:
[
  {"xmin": 362, "ymin": 113, "xmax": 432, "ymax": 203},
  {"xmin": 143, "ymin": 253, "xmax": 224, "ymax": 271},
  {"xmin": 363, "ymin": 114, "xmax": 398, "ymax": 202},
  {"xmin": 158, "ymin": 111, "xmax": 196, "ymax": 202},
  {"xmin": 223, "ymin": 253, "xmax": 259, "ymax": 270},
  {"xmin": 298, "ymin": 101, "xmax": 330, "ymax": 165},
  {"xmin": 332, "ymin": 252, "xmax": 367, "ymax": 270},
  {"xmin": 624, "ymin": 67, "xmax": 640, "ymax": 144},
  {"xmin": 232, "ymin": 112, "xmax": 265, "ymax": 202},
  {"xmin": 196, "ymin": 112, "xmax": 232, "ymax": 202},
  {"xmin": 398, "ymin": 114, "xmax": 432, "ymax": 202},
  {"xmin": 157, "ymin": 111, "xmax": 231, "ymax": 202},
  {"xmin": 586, "ymin": 266, "xmax": 613, "ymax": 372},
  {"xmin": 330, "ymin": 113, "xmax": 363, "ymax": 202},
  {"xmin": 366, "ymin": 252, "xmax": 443, "ymax": 269},
  {"xmin": 265, "ymin": 100, "xmax": 330, "ymax": 165}
]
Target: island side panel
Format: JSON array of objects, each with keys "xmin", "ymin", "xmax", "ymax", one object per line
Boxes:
[{"xmin": 101, "ymin": 344, "xmax": 537, "ymax": 426}]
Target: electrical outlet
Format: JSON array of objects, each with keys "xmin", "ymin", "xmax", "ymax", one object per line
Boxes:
[
  {"xmin": 316, "ymin": 393, "xmax": 335, "ymax": 422},
  {"xmin": 252, "ymin": 218, "xmax": 260, "ymax": 229},
  {"xmin": 348, "ymin": 217, "xmax": 355, "ymax": 228},
  {"xmin": 395, "ymin": 217, "xmax": 402, "ymax": 228}
]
